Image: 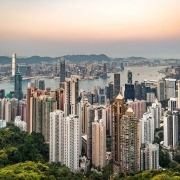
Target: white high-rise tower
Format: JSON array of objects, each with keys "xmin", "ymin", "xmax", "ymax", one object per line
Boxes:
[{"xmin": 12, "ymin": 53, "xmax": 16, "ymax": 76}]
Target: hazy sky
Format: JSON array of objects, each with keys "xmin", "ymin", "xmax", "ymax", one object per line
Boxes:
[{"xmin": 0, "ymin": 0, "xmax": 180, "ymax": 58}]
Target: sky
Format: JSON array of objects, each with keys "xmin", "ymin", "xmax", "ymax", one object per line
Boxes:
[{"xmin": 0, "ymin": 0, "xmax": 180, "ymax": 58}]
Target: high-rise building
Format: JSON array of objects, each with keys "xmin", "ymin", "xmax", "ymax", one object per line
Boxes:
[
  {"xmin": 107, "ymin": 81, "xmax": 114, "ymax": 101},
  {"xmin": 140, "ymin": 112, "xmax": 155, "ymax": 144},
  {"xmin": 60, "ymin": 58, "xmax": 65, "ymax": 83},
  {"xmin": 168, "ymin": 97, "xmax": 178, "ymax": 111},
  {"xmin": 148, "ymin": 100, "xmax": 162, "ymax": 129},
  {"xmin": 26, "ymin": 87, "xmax": 38, "ymax": 133},
  {"xmin": 116, "ymin": 107, "xmax": 140, "ymax": 174},
  {"xmin": 92, "ymin": 118, "xmax": 106, "ymax": 169},
  {"xmin": 0, "ymin": 89, "xmax": 5, "ymax": 99},
  {"xmin": 127, "ymin": 70, "xmax": 132, "ymax": 84},
  {"xmin": 178, "ymin": 81, "xmax": 180, "ymax": 108},
  {"xmin": 39, "ymin": 80, "xmax": 45, "ymax": 90},
  {"xmin": 50, "ymin": 111, "xmax": 81, "ymax": 173},
  {"xmin": 124, "ymin": 84, "xmax": 135, "ymax": 101},
  {"xmin": 165, "ymin": 78, "xmax": 176, "ymax": 99},
  {"xmin": 14, "ymin": 69, "xmax": 23, "ymax": 100},
  {"xmin": 114, "ymin": 73, "xmax": 120, "ymax": 98},
  {"xmin": 64, "ymin": 76, "xmax": 79, "ymax": 116},
  {"xmin": 146, "ymin": 92, "xmax": 156, "ymax": 103},
  {"xmin": 14, "ymin": 116, "xmax": 27, "ymax": 131},
  {"xmin": 141, "ymin": 81, "xmax": 146, "ymax": 100},
  {"xmin": 30, "ymin": 93, "xmax": 57, "ymax": 142},
  {"xmin": 134, "ymin": 81, "xmax": 141, "ymax": 100},
  {"xmin": 127, "ymin": 99, "xmax": 146, "ymax": 120},
  {"xmin": 12, "ymin": 53, "xmax": 16, "ymax": 76},
  {"xmin": 157, "ymin": 80, "xmax": 165, "ymax": 101},
  {"xmin": 140, "ymin": 143, "xmax": 159, "ymax": 170},
  {"xmin": 164, "ymin": 110, "xmax": 180, "ymax": 148},
  {"xmin": 112, "ymin": 93, "xmax": 127, "ymax": 174},
  {"xmin": 26, "ymin": 65, "xmax": 32, "ymax": 77}
]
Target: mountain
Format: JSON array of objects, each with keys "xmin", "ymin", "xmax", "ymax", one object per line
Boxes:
[
  {"xmin": 126, "ymin": 56, "xmax": 147, "ymax": 61},
  {"xmin": 0, "ymin": 54, "xmax": 110, "ymax": 64},
  {"xmin": 63, "ymin": 54, "xmax": 110, "ymax": 62}
]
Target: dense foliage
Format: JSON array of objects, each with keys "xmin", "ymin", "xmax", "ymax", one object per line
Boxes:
[
  {"xmin": 0, "ymin": 161, "xmax": 85, "ymax": 180},
  {"xmin": 0, "ymin": 123, "xmax": 49, "ymax": 167},
  {"xmin": 119, "ymin": 170, "xmax": 180, "ymax": 180}
]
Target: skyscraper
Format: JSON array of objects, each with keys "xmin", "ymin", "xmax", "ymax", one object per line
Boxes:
[
  {"xmin": 92, "ymin": 118, "xmax": 106, "ymax": 169},
  {"xmin": 165, "ymin": 78, "xmax": 176, "ymax": 99},
  {"xmin": 178, "ymin": 80, "xmax": 180, "ymax": 108},
  {"xmin": 64, "ymin": 76, "xmax": 79, "ymax": 116},
  {"xmin": 39, "ymin": 80, "xmax": 45, "ymax": 90},
  {"xmin": 140, "ymin": 112, "xmax": 154, "ymax": 144},
  {"xmin": 14, "ymin": 68, "xmax": 23, "ymax": 100},
  {"xmin": 12, "ymin": 53, "xmax": 16, "ymax": 76},
  {"xmin": 134, "ymin": 81, "xmax": 141, "ymax": 100},
  {"xmin": 164, "ymin": 110, "xmax": 180, "ymax": 148},
  {"xmin": 124, "ymin": 84, "xmax": 135, "ymax": 101},
  {"xmin": 127, "ymin": 70, "xmax": 132, "ymax": 84},
  {"xmin": 157, "ymin": 80, "xmax": 165, "ymax": 101},
  {"xmin": 60, "ymin": 58, "xmax": 65, "ymax": 83},
  {"xmin": 140, "ymin": 143, "xmax": 159, "ymax": 170},
  {"xmin": 114, "ymin": 73, "xmax": 120, "ymax": 98},
  {"xmin": 50, "ymin": 111, "xmax": 81, "ymax": 172},
  {"xmin": 113, "ymin": 106, "xmax": 140, "ymax": 174},
  {"xmin": 112, "ymin": 93, "xmax": 127, "ymax": 174}
]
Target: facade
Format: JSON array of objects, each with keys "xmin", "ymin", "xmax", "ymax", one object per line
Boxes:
[
  {"xmin": 157, "ymin": 80, "xmax": 165, "ymax": 101},
  {"xmin": 117, "ymin": 108, "xmax": 140, "ymax": 174},
  {"xmin": 146, "ymin": 92, "xmax": 156, "ymax": 103},
  {"xmin": 148, "ymin": 101, "xmax": 162, "ymax": 129},
  {"xmin": 134, "ymin": 81, "xmax": 141, "ymax": 100},
  {"xmin": 60, "ymin": 58, "xmax": 65, "ymax": 83},
  {"xmin": 92, "ymin": 119, "xmax": 106, "ymax": 168},
  {"xmin": 112, "ymin": 93, "xmax": 127, "ymax": 173},
  {"xmin": 127, "ymin": 70, "xmax": 132, "ymax": 84},
  {"xmin": 0, "ymin": 120, "xmax": 6, "ymax": 128},
  {"xmin": 165, "ymin": 78, "xmax": 176, "ymax": 99},
  {"xmin": 128, "ymin": 99, "xmax": 146, "ymax": 120},
  {"xmin": 164, "ymin": 110, "xmax": 180, "ymax": 148},
  {"xmin": 178, "ymin": 80, "xmax": 180, "ymax": 108},
  {"xmin": 12, "ymin": 53, "xmax": 16, "ymax": 76},
  {"xmin": 30, "ymin": 94, "xmax": 57, "ymax": 142},
  {"xmin": 49, "ymin": 110, "xmax": 81, "ymax": 173},
  {"xmin": 124, "ymin": 84, "xmax": 135, "ymax": 101},
  {"xmin": 114, "ymin": 73, "xmax": 120, "ymax": 98},
  {"xmin": 140, "ymin": 112, "xmax": 155, "ymax": 144},
  {"xmin": 140, "ymin": 143, "xmax": 159, "ymax": 170},
  {"xmin": 168, "ymin": 97, "xmax": 178, "ymax": 111},
  {"xmin": 14, "ymin": 70, "xmax": 23, "ymax": 100},
  {"xmin": 39, "ymin": 80, "xmax": 45, "ymax": 90},
  {"xmin": 14, "ymin": 116, "xmax": 27, "ymax": 131},
  {"xmin": 64, "ymin": 76, "xmax": 79, "ymax": 116}
]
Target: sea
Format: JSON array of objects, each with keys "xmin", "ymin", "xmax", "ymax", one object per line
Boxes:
[{"xmin": 0, "ymin": 66, "xmax": 167, "ymax": 94}]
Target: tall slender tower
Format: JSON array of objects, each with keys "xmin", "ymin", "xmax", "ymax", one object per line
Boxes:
[
  {"xmin": 119, "ymin": 108, "xmax": 140, "ymax": 174},
  {"xmin": 14, "ymin": 67, "xmax": 23, "ymax": 100},
  {"xmin": 127, "ymin": 70, "xmax": 132, "ymax": 84},
  {"xmin": 178, "ymin": 80, "xmax": 180, "ymax": 108},
  {"xmin": 114, "ymin": 73, "xmax": 120, "ymax": 98},
  {"xmin": 12, "ymin": 53, "xmax": 16, "ymax": 76},
  {"xmin": 60, "ymin": 58, "xmax": 65, "ymax": 83},
  {"xmin": 112, "ymin": 93, "xmax": 127, "ymax": 174}
]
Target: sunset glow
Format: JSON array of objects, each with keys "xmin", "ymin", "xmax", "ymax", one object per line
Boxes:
[{"xmin": 0, "ymin": 0, "xmax": 180, "ymax": 57}]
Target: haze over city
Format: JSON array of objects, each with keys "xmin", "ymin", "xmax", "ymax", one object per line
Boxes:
[{"xmin": 0, "ymin": 0, "xmax": 180, "ymax": 58}]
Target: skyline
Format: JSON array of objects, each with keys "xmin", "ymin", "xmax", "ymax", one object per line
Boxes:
[{"xmin": 0, "ymin": 0, "xmax": 180, "ymax": 58}]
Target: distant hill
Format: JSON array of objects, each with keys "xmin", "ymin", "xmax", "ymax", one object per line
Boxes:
[
  {"xmin": 126, "ymin": 56, "xmax": 147, "ymax": 61},
  {"xmin": 0, "ymin": 54, "xmax": 110, "ymax": 64},
  {"xmin": 63, "ymin": 54, "xmax": 110, "ymax": 62}
]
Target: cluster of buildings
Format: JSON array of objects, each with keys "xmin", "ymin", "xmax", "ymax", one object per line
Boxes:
[{"xmin": 0, "ymin": 53, "xmax": 180, "ymax": 175}]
